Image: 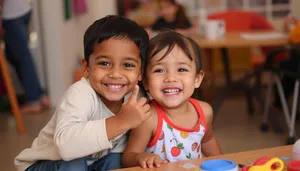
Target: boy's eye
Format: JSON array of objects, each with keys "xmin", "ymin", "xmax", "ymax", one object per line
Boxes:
[
  {"xmin": 153, "ymin": 69, "xmax": 164, "ymax": 73},
  {"xmin": 124, "ymin": 63, "xmax": 135, "ymax": 68},
  {"xmin": 178, "ymin": 68, "xmax": 188, "ymax": 72},
  {"xmin": 98, "ymin": 62, "xmax": 110, "ymax": 66}
]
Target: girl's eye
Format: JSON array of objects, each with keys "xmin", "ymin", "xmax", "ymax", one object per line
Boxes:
[
  {"xmin": 98, "ymin": 62, "xmax": 110, "ymax": 66},
  {"xmin": 178, "ymin": 68, "xmax": 188, "ymax": 72},
  {"xmin": 124, "ymin": 63, "xmax": 135, "ymax": 68},
  {"xmin": 153, "ymin": 69, "xmax": 164, "ymax": 73}
]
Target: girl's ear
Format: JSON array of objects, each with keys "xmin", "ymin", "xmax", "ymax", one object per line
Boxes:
[
  {"xmin": 194, "ymin": 70, "xmax": 205, "ymax": 88},
  {"xmin": 142, "ymin": 78, "xmax": 149, "ymax": 91}
]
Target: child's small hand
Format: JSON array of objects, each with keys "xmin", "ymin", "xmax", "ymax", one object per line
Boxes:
[
  {"xmin": 137, "ymin": 152, "xmax": 168, "ymax": 168},
  {"xmin": 117, "ymin": 85, "xmax": 151, "ymax": 129}
]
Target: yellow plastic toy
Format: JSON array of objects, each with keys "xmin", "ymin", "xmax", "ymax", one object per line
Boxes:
[{"xmin": 248, "ymin": 157, "xmax": 284, "ymax": 171}]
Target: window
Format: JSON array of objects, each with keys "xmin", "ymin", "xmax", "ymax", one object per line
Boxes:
[{"xmin": 184, "ymin": 0, "xmax": 291, "ymax": 20}]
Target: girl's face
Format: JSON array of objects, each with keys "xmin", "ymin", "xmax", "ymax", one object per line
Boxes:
[
  {"xmin": 159, "ymin": 1, "xmax": 178, "ymax": 22},
  {"xmin": 144, "ymin": 45, "xmax": 203, "ymax": 109}
]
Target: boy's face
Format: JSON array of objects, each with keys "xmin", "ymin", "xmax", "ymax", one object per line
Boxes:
[{"xmin": 83, "ymin": 38, "xmax": 142, "ymax": 103}]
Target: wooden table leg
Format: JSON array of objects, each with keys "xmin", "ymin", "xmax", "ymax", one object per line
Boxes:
[
  {"xmin": 202, "ymin": 49, "xmax": 214, "ymax": 104},
  {"xmin": 220, "ymin": 48, "xmax": 232, "ymax": 85},
  {"xmin": 0, "ymin": 47, "xmax": 25, "ymax": 133}
]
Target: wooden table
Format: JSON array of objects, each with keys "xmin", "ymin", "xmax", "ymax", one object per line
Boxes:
[
  {"xmin": 116, "ymin": 145, "xmax": 292, "ymax": 171},
  {"xmin": 192, "ymin": 31, "xmax": 290, "ymax": 113},
  {"xmin": 195, "ymin": 31, "xmax": 289, "ymax": 48}
]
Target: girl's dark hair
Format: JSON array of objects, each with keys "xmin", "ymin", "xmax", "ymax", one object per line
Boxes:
[
  {"xmin": 145, "ymin": 30, "xmax": 202, "ymax": 78},
  {"xmin": 159, "ymin": 0, "xmax": 191, "ymax": 29},
  {"xmin": 84, "ymin": 15, "xmax": 149, "ymax": 66},
  {"xmin": 186, "ymin": 36, "xmax": 203, "ymax": 71}
]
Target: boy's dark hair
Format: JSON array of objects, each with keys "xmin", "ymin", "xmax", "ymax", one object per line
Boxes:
[
  {"xmin": 84, "ymin": 15, "xmax": 149, "ymax": 66},
  {"xmin": 145, "ymin": 30, "xmax": 202, "ymax": 77}
]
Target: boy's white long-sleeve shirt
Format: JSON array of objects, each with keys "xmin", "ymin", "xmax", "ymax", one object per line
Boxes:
[{"xmin": 15, "ymin": 78, "xmax": 127, "ymax": 171}]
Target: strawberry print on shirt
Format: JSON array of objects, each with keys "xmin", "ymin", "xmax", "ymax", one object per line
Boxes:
[{"xmin": 146, "ymin": 98, "xmax": 207, "ymax": 162}]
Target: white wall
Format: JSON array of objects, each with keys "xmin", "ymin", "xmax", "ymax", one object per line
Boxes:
[
  {"xmin": 40, "ymin": 0, "xmax": 116, "ymax": 105},
  {"xmin": 270, "ymin": 0, "xmax": 300, "ymax": 30},
  {"xmin": 291, "ymin": 0, "xmax": 300, "ymax": 19},
  {"xmin": 31, "ymin": 0, "xmax": 46, "ymax": 89}
]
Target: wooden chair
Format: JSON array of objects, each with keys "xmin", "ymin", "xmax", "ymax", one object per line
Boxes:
[
  {"xmin": 0, "ymin": 46, "xmax": 25, "ymax": 133},
  {"xmin": 260, "ymin": 45, "xmax": 300, "ymax": 144}
]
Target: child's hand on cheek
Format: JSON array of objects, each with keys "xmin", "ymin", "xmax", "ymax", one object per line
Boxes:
[
  {"xmin": 137, "ymin": 152, "xmax": 168, "ymax": 168},
  {"xmin": 116, "ymin": 85, "xmax": 151, "ymax": 129}
]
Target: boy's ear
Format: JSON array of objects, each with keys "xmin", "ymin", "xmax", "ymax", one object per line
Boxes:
[
  {"xmin": 82, "ymin": 59, "xmax": 89, "ymax": 78},
  {"xmin": 194, "ymin": 70, "xmax": 204, "ymax": 88},
  {"xmin": 138, "ymin": 71, "xmax": 143, "ymax": 81}
]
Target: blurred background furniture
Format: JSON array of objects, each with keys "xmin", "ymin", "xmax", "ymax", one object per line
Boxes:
[
  {"xmin": 205, "ymin": 10, "xmax": 281, "ymax": 115},
  {"xmin": 194, "ymin": 30, "xmax": 289, "ymax": 115},
  {"xmin": 260, "ymin": 45, "xmax": 300, "ymax": 144},
  {"xmin": 0, "ymin": 46, "xmax": 25, "ymax": 133}
]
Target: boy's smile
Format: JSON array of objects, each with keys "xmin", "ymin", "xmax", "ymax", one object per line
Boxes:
[
  {"xmin": 104, "ymin": 84, "xmax": 126, "ymax": 91},
  {"xmin": 83, "ymin": 38, "xmax": 142, "ymax": 108}
]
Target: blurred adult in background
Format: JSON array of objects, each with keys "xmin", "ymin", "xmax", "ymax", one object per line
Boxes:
[
  {"xmin": 125, "ymin": 0, "xmax": 157, "ymax": 28},
  {"xmin": 117, "ymin": 0, "xmax": 141, "ymax": 16},
  {"xmin": 147, "ymin": 0, "xmax": 196, "ymax": 36},
  {"xmin": 0, "ymin": 0, "xmax": 50, "ymax": 113}
]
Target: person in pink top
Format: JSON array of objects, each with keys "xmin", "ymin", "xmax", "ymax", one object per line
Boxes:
[{"xmin": 122, "ymin": 31, "xmax": 222, "ymax": 168}]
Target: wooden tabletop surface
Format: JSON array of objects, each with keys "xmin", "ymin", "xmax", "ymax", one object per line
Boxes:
[
  {"xmin": 193, "ymin": 31, "xmax": 290, "ymax": 48},
  {"xmin": 115, "ymin": 145, "xmax": 292, "ymax": 171}
]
